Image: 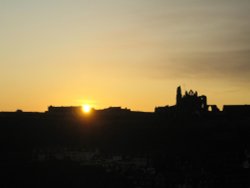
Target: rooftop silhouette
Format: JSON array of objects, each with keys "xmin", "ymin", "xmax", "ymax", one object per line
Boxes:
[{"xmin": 1, "ymin": 86, "xmax": 249, "ymax": 119}]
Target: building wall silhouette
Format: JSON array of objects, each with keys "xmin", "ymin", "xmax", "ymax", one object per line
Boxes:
[{"xmin": 155, "ymin": 86, "xmax": 211, "ymax": 116}]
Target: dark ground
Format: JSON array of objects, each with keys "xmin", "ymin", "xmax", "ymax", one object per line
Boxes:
[{"xmin": 0, "ymin": 112, "xmax": 249, "ymax": 187}]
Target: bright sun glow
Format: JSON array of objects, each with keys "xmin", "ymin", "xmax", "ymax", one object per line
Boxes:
[{"xmin": 82, "ymin": 104, "xmax": 91, "ymax": 113}]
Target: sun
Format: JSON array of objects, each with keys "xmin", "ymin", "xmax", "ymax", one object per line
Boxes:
[{"xmin": 82, "ymin": 104, "xmax": 91, "ymax": 113}]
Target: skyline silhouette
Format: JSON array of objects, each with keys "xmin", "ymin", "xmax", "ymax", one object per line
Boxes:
[{"xmin": 1, "ymin": 86, "xmax": 249, "ymax": 116}]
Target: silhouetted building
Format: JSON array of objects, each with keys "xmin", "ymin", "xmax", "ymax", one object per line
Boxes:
[
  {"xmin": 98, "ymin": 107, "xmax": 130, "ymax": 113},
  {"xmin": 223, "ymin": 105, "xmax": 250, "ymax": 117},
  {"xmin": 176, "ymin": 87, "xmax": 208, "ymax": 115},
  {"xmin": 47, "ymin": 106, "xmax": 131, "ymax": 117},
  {"xmin": 47, "ymin": 106, "xmax": 82, "ymax": 115},
  {"xmin": 176, "ymin": 86, "xmax": 182, "ymax": 106},
  {"xmin": 155, "ymin": 86, "xmax": 214, "ymax": 117},
  {"xmin": 154, "ymin": 105, "xmax": 176, "ymax": 117},
  {"xmin": 208, "ymin": 105, "xmax": 220, "ymax": 113},
  {"xmin": 96, "ymin": 107, "xmax": 131, "ymax": 117}
]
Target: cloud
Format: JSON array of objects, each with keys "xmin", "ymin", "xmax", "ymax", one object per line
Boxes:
[{"xmin": 151, "ymin": 50, "xmax": 250, "ymax": 83}]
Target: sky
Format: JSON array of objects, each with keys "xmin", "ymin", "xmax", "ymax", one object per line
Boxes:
[{"xmin": 1, "ymin": 0, "xmax": 250, "ymax": 112}]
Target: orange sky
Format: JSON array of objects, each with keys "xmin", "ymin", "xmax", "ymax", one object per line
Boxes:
[{"xmin": 1, "ymin": 0, "xmax": 250, "ymax": 112}]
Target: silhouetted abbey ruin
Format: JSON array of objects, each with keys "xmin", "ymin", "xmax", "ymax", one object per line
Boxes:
[
  {"xmin": 155, "ymin": 86, "xmax": 249, "ymax": 118},
  {"xmin": 155, "ymin": 86, "xmax": 210, "ymax": 116}
]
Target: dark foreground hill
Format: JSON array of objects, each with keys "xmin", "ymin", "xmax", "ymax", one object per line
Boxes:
[{"xmin": 0, "ymin": 112, "xmax": 249, "ymax": 187}]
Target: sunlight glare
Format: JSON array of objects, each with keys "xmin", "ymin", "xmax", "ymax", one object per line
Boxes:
[{"xmin": 82, "ymin": 104, "xmax": 91, "ymax": 113}]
